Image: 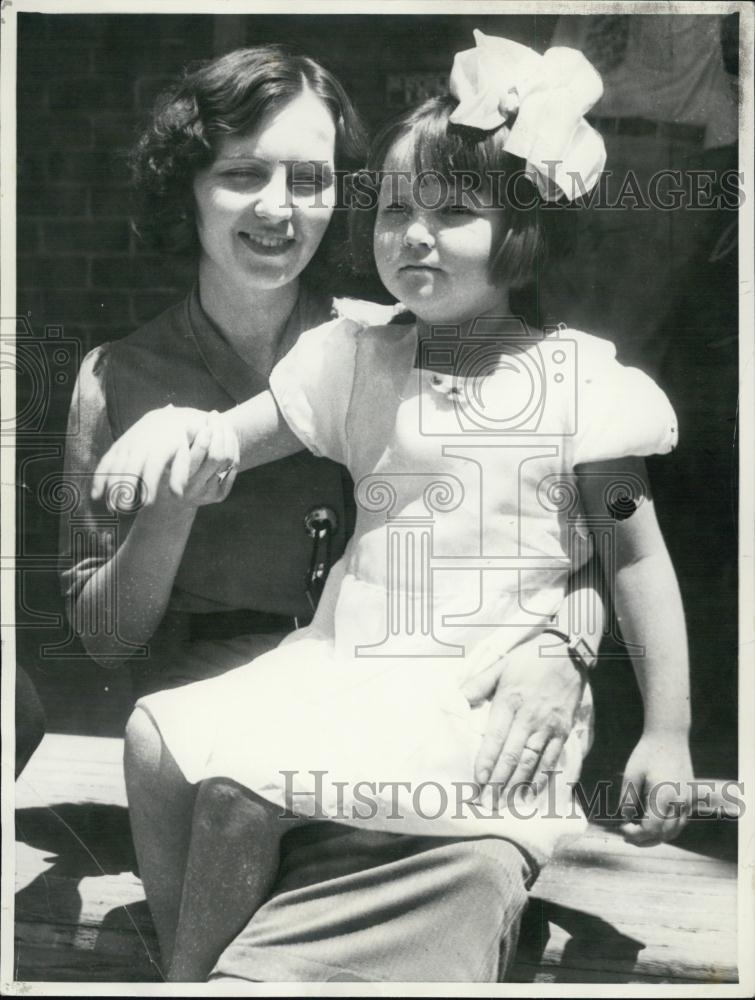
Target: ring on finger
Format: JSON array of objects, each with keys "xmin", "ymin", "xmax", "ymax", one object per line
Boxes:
[{"xmin": 216, "ymin": 465, "xmax": 235, "ymax": 485}]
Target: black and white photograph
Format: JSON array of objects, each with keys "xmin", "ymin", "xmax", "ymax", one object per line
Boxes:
[{"xmin": 2, "ymin": 0, "xmax": 753, "ymax": 993}]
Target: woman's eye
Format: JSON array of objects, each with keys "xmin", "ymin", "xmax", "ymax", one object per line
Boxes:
[
  {"xmin": 383, "ymin": 202, "xmax": 408, "ymax": 213},
  {"xmin": 222, "ymin": 169, "xmax": 262, "ymax": 184},
  {"xmin": 445, "ymin": 204, "xmax": 473, "ymax": 215}
]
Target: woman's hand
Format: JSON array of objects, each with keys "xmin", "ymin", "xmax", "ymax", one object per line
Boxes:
[
  {"xmin": 619, "ymin": 732, "xmax": 694, "ymax": 846},
  {"xmin": 92, "ymin": 406, "xmax": 238, "ymax": 510},
  {"xmin": 462, "ymin": 633, "xmax": 585, "ymax": 798},
  {"xmin": 157, "ymin": 410, "xmax": 240, "ymax": 510}
]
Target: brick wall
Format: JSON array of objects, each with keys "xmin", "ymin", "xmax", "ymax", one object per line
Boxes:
[{"xmin": 17, "ymin": 14, "xmax": 214, "ymax": 361}]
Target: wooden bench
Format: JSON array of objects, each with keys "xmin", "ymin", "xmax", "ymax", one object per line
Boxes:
[{"xmin": 13, "ymin": 734, "xmax": 739, "ymax": 984}]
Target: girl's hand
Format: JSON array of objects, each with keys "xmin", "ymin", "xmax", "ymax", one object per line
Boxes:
[
  {"xmin": 153, "ymin": 410, "xmax": 240, "ymax": 512},
  {"xmin": 619, "ymin": 732, "xmax": 694, "ymax": 845},
  {"xmin": 92, "ymin": 405, "xmax": 214, "ymax": 509},
  {"xmin": 462, "ymin": 634, "xmax": 585, "ymax": 798}
]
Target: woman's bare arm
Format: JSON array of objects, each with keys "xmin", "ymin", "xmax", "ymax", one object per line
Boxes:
[
  {"xmin": 463, "ymin": 559, "xmax": 604, "ymax": 795},
  {"xmin": 77, "ymin": 414, "xmax": 240, "ymax": 663}
]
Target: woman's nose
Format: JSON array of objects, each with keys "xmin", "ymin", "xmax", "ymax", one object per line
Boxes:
[
  {"xmin": 253, "ymin": 170, "xmax": 293, "ymax": 224},
  {"xmin": 403, "ymin": 221, "xmax": 436, "ymax": 250}
]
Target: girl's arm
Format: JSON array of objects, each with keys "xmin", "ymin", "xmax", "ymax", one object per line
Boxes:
[
  {"xmin": 94, "ymin": 314, "xmax": 360, "ymax": 504},
  {"xmin": 92, "ymin": 394, "xmax": 301, "ymax": 507},
  {"xmin": 578, "ymin": 456, "xmax": 693, "ymax": 844}
]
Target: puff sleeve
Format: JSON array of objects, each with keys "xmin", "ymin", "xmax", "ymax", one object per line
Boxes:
[
  {"xmin": 268, "ymin": 316, "xmax": 362, "ymax": 466},
  {"xmin": 570, "ymin": 332, "xmax": 678, "ymax": 468}
]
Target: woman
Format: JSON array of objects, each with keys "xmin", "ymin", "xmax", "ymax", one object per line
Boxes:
[{"xmin": 60, "ymin": 45, "xmax": 601, "ymax": 982}]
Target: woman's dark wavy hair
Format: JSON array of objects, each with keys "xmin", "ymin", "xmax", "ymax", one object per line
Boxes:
[
  {"xmin": 130, "ymin": 45, "xmax": 366, "ymax": 277},
  {"xmin": 349, "ymin": 95, "xmax": 543, "ymax": 289}
]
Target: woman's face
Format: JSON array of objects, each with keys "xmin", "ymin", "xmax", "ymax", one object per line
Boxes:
[{"xmin": 193, "ymin": 88, "xmax": 337, "ymax": 294}]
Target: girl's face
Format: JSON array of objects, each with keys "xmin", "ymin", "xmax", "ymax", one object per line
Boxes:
[
  {"xmin": 373, "ymin": 136, "xmax": 510, "ymax": 325},
  {"xmin": 193, "ymin": 88, "xmax": 337, "ymax": 295}
]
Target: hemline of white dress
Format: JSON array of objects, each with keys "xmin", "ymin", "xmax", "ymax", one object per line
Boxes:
[{"xmin": 136, "ymin": 624, "xmax": 593, "ymax": 868}]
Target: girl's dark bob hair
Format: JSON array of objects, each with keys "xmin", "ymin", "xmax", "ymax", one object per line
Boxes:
[
  {"xmin": 349, "ymin": 95, "xmax": 543, "ymax": 289},
  {"xmin": 130, "ymin": 45, "xmax": 366, "ymax": 260}
]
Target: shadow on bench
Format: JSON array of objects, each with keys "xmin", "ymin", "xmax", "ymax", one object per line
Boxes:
[{"xmin": 15, "ymin": 800, "xmax": 738, "ymax": 985}]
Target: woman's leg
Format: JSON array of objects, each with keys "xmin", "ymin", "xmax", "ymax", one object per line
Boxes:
[
  {"xmin": 210, "ymin": 832, "xmax": 531, "ymax": 983},
  {"xmin": 124, "ymin": 707, "xmax": 197, "ymax": 974},
  {"xmin": 168, "ymin": 778, "xmax": 296, "ymax": 982}
]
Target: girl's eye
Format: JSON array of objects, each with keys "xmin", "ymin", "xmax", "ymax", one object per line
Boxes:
[
  {"xmin": 383, "ymin": 201, "xmax": 408, "ymax": 213},
  {"xmin": 445, "ymin": 204, "xmax": 473, "ymax": 215}
]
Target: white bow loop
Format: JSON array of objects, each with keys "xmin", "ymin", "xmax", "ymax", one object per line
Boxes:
[{"xmin": 448, "ymin": 30, "xmax": 607, "ymax": 201}]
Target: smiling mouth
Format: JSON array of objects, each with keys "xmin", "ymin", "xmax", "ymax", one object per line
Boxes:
[
  {"xmin": 400, "ymin": 264, "xmax": 441, "ymax": 273},
  {"xmin": 240, "ymin": 231, "xmax": 295, "ymax": 254}
]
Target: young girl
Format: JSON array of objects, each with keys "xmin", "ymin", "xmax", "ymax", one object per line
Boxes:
[{"xmin": 95, "ymin": 32, "xmax": 694, "ymax": 981}]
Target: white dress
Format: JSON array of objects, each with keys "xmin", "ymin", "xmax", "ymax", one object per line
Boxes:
[{"xmin": 138, "ymin": 311, "xmax": 678, "ymax": 867}]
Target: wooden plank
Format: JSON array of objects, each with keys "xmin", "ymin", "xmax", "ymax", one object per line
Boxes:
[
  {"xmin": 16, "ymin": 872, "xmax": 151, "ymax": 931},
  {"xmin": 16, "ymin": 773, "xmax": 127, "ymax": 809},
  {"xmin": 15, "ymin": 862, "xmax": 734, "ymax": 942},
  {"xmin": 512, "ymin": 962, "xmax": 724, "ymax": 985},
  {"xmin": 529, "ymin": 874, "xmax": 736, "ymax": 930},
  {"xmin": 541, "ymin": 851, "xmax": 737, "ymax": 895},
  {"xmin": 14, "ymin": 866, "xmax": 737, "ymax": 983},
  {"xmin": 555, "ymin": 827, "xmax": 737, "ymax": 871},
  {"xmin": 530, "ymin": 921, "xmax": 737, "ymax": 982},
  {"xmin": 14, "ymin": 920, "xmax": 161, "ymax": 984},
  {"xmin": 555, "ymin": 825, "xmax": 737, "ymax": 866},
  {"xmin": 13, "ymin": 734, "xmax": 740, "ymax": 985},
  {"xmin": 15, "ymin": 735, "xmax": 127, "ymax": 809},
  {"xmin": 16, "ymin": 914, "xmax": 736, "ymax": 986},
  {"xmin": 21, "ymin": 734, "xmax": 125, "ymax": 765},
  {"xmin": 15, "ymin": 896, "xmax": 736, "ymax": 985}
]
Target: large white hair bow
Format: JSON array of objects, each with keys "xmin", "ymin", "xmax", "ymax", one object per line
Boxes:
[{"xmin": 449, "ymin": 30, "xmax": 607, "ymax": 202}]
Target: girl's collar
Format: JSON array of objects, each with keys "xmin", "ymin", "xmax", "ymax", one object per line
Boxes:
[{"xmin": 412, "ymin": 314, "xmax": 548, "ymax": 377}]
